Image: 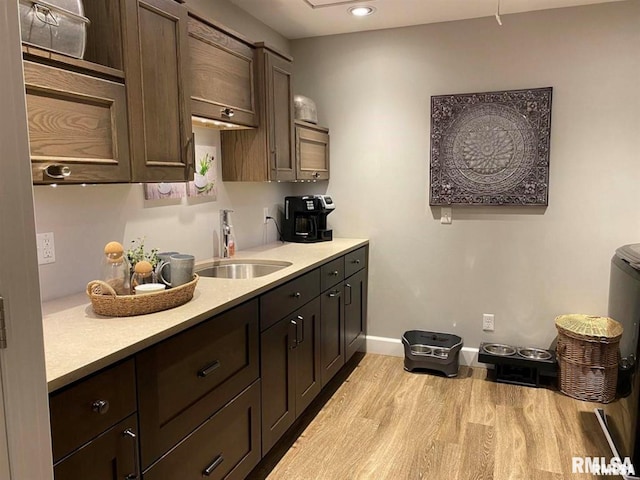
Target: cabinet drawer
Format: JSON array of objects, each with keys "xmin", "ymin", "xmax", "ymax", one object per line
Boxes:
[
  {"xmin": 137, "ymin": 299, "xmax": 259, "ymax": 468},
  {"xmin": 143, "ymin": 380, "xmax": 261, "ymax": 480},
  {"xmin": 320, "ymin": 257, "xmax": 344, "ymax": 292},
  {"xmin": 345, "ymin": 246, "xmax": 368, "ymax": 278},
  {"xmin": 49, "ymin": 359, "xmax": 136, "ymax": 463},
  {"xmin": 260, "ymin": 269, "xmax": 320, "ymax": 331}
]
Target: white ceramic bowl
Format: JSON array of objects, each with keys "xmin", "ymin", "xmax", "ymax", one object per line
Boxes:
[{"xmin": 134, "ymin": 283, "xmax": 166, "ymax": 295}]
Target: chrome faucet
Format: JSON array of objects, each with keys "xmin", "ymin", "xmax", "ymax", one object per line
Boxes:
[{"xmin": 220, "ymin": 209, "xmax": 234, "ymax": 258}]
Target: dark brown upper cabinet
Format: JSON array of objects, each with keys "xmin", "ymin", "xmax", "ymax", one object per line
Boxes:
[
  {"xmin": 24, "ymin": 61, "xmax": 131, "ymax": 184},
  {"xmin": 221, "ymin": 45, "xmax": 295, "ymax": 181},
  {"xmin": 123, "ymin": 0, "xmax": 192, "ymax": 183},
  {"xmin": 22, "ymin": 0, "xmax": 192, "ymax": 184},
  {"xmin": 295, "ymin": 120, "xmax": 330, "ymax": 181},
  {"xmin": 187, "ymin": 13, "xmax": 257, "ymax": 128}
]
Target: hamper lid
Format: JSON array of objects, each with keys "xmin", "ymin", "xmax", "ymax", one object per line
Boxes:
[{"xmin": 555, "ymin": 314, "xmax": 623, "ymax": 339}]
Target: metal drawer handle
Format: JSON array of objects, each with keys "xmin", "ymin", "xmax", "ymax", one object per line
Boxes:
[
  {"xmin": 122, "ymin": 428, "xmax": 139, "ymax": 480},
  {"xmin": 221, "ymin": 107, "xmax": 235, "ymax": 117},
  {"xmin": 352, "ymin": 259, "xmax": 361, "ymax": 265},
  {"xmin": 203, "ymin": 454, "xmax": 224, "ymax": 476},
  {"xmin": 44, "ymin": 164, "xmax": 71, "ymax": 179},
  {"xmin": 292, "ymin": 292, "xmax": 301, "ymax": 298},
  {"xmin": 328, "ymin": 290, "xmax": 340, "ymax": 298},
  {"xmin": 330, "ymin": 270, "xmax": 339, "ymax": 276},
  {"xmin": 197, "ymin": 360, "xmax": 221, "ymax": 378},
  {"xmin": 91, "ymin": 399, "xmax": 110, "ymax": 415}
]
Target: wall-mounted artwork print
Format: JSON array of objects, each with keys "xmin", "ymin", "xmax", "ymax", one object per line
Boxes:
[
  {"xmin": 429, "ymin": 87, "xmax": 552, "ymax": 206},
  {"xmin": 143, "ymin": 181, "xmax": 187, "ymax": 200},
  {"xmin": 188, "ymin": 145, "xmax": 217, "ymax": 199}
]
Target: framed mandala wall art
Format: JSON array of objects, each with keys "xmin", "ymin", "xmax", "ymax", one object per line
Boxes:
[{"xmin": 429, "ymin": 87, "xmax": 552, "ymax": 206}]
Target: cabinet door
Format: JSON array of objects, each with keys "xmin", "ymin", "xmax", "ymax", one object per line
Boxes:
[
  {"xmin": 265, "ymin": 50, "xmax": 295, "ymax": 182},
  {"xmin": 53, "ymin": 415, "xmax": 139, "ymax": 480},
  {"xmin": 295, "ymin": 122, "xmax": 329, "ymax": 181},
  {"xmin": 261, "ymin": 316, "xmax": 296, "ymax": 455},
  {"xmin": 344, "ymin": 268, "xmax": 368, "ymax": 363},
  {"xmin": 188, "ymin": 15, "xmax": 257, "ymax": 127},
  {"xmin": 124, "ymin": 0, "xmax": 192, "ymax": 182},
  {"xmin": 23, "ymin": 61, "xmax": 131, "ymax": 184},
  {"xmin": 320, "ymin": 285, "xmax": 345, "ymax": 387},
  {"xmin": 294, "ymin": 297, "xmax": 322, "ymax": 416}
]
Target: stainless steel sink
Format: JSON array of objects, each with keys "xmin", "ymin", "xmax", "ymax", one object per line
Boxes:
[{"xmin": 196, "ymin": 259, "xmax": 292, "ymax": 279}]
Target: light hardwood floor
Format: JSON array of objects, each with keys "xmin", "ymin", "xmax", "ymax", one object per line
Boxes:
[{"xmin": 253, "ymin": 353, "xmax": 619, "ymax": 480}]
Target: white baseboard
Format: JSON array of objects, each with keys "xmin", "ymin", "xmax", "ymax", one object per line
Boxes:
[{"xmin": 365, "ymin": 335, "xmax": 485, "ymax": 368}]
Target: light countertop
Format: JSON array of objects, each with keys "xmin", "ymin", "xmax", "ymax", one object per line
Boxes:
[{"xmin": 42, "ymin": 238, "xmax": 368, "ymax": 393}]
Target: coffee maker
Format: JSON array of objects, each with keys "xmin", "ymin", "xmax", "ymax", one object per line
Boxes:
[{"xmin": 282, "ymin": 195, "xmax": 335, "ymax": 243}]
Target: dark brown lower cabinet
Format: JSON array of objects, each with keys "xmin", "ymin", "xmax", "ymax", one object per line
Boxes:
[
  {"xmin": 344, "ymin": 268, "xmax": 368, "ymax": 363},
  {"xmin": 320, "ymin": 285, "xmax": 345, "ymax": 387},
  {"xmin": 136, "ymin": 300, "xmax": 259, "ymax": 469},
  {"xmin": 261, "ymin": 297, "xmax": 321, "ymax": 454},
  {"xmin": 143, "ymin": 380, "xmax": 261, "ymax": 480},
  {"xmin": 53, "ymin": 414, "xmax": 139, "ymax": 480}
]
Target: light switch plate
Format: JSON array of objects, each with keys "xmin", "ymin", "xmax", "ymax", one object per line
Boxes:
[{"xmin": 441, "ymin": 207, "xmax": 452, "ymax": 224}]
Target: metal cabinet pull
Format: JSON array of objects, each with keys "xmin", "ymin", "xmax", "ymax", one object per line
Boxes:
[
  {"xmin": 198, "ymin": 360, "xmax": 221, "ymax": 378},
  {"xmin": 328, "ymin": 290, "xmax": 340, "ymax": 298},
  {"xmin": 352, "ymin": 259, "xmax": 361, "ymax": 265},
  {"xmin": 290, "ymin": 319, "xmax": 298, "ymax": 349},
  {"xmin": 345, "ymin": 283, "xmax": 353, "ymax": 306},
  {"xmin": 203, "ymin": 454, "xmax": 224, "ymax": 476},
  {"xmin": 330, "ymin": 270, "xmax": 339, "ymax": 276},
  {"xmin": 291, "ymin": 292, "xmax": 301, "ymax": 298},
  {"xmin": 220, "ymin": 107, "xmax": 235, "ymax": 117},
  {"xmin": 313, "ymin": 172, "xmax": 320, "ymax": 178},
  {"xmin": 122, "ymin": 427, "xmax": 139, "ymax": 480},
  {"xmin": 91, "ymin": 399, "xmax": 110, "ymax": 414},
  {"xmin": 44, "ymin": 164, "xmax": 71, "ymax": 179},
  {"xmin": 296, "ymin": 315, "xmax": 304, "ymax": 344}
]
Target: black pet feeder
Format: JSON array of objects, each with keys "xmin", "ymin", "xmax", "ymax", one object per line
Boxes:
[{"xmin": 402, "ymin": 330, "xmax": 463, "ymax": 377}]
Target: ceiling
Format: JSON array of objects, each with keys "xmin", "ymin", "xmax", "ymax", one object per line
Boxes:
[{"xmin": 228, "ymin": 0, "xmax": 626, "ymax": 39}]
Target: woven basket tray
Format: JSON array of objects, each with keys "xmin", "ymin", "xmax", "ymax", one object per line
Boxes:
[{"xmin": 87, "ymin": 275, "xmax": 198, "ymax": 317}]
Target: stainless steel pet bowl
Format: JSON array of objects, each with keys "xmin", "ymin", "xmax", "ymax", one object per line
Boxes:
[
  {"xmin": 410, "ymin": 345, "xmax": 433, "ymax": 356},
  {"xmin": 482, "ymin": 343, "xmax": 516, "ymax": 356},
  {"xmin": 517, "ymin": 347, "xmax": 552, "ymax": 361}
]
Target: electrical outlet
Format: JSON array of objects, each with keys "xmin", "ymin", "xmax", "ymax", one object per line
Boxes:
[
  {"xmin": 263, "ymin": 207, "xmax": 269, "ymax": 224},
  {"xmin": 37, "ymin": 232, "xmax": 56, "ymax": 265},
  {"xmin": 482, "ymin": 313, "xmax": 495, "ymax": 332}
]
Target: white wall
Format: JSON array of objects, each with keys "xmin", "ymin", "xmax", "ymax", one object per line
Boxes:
[
  {"xmin": 34, "ymin": 0, "xmax": 293, "ymax": 301},
  {"xmin": 291, "ymin": 2, "xmax": 640, "ymax": 349},
  {"xmin": 186, "ymin": 0, "xmax": 291, "ymax": 54},
  {"xmin": 34, "ymin": 127, "xmax": 291, "ymax": 301}
]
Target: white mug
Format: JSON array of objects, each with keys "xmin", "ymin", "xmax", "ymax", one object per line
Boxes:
[{"xmin": 158, "ymin": 254, "xmax": 194, "ymax": 288}]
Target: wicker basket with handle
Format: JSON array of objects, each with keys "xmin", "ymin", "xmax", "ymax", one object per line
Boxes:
[
  {"xmin": 87, "ymin": 274, "xmax": 198, "ymax": 317},
  {"xmin": 555, "ymin": 314, "xmax": 623, "ymax": 403}
]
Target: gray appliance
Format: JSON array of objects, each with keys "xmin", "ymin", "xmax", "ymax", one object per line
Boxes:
[{"xmin": 595, "ymin": 244, "xmax": 640, "ymax": 479}]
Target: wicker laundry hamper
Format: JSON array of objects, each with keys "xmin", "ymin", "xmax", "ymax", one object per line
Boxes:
[{"xmin": 555, "ymin": 314, "xmax": 623, "ymax": 403}]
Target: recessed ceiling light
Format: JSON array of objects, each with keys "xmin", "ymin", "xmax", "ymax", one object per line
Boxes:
[{"xmin": 348, "ymin": 5, "xmax": 375, "ymax": 17}]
